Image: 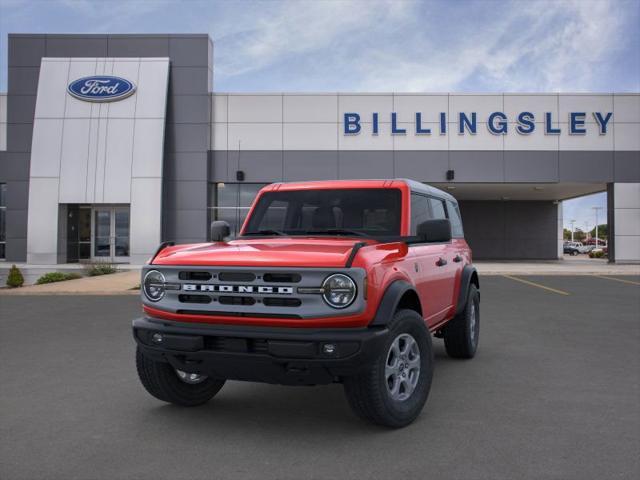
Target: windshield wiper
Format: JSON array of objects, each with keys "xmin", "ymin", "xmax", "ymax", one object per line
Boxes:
[
  {"xmin": 305, "ymin": 229, "xmax": 369, "ymax": 237},
  {"xmin": 243, "ymin": 229, "xmax": 287, "ymax": 236}
]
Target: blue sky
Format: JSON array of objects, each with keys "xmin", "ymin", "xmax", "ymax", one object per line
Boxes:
[{"xmin": 0, "ymin": 0, "xmax": 637, "ymax": 227}]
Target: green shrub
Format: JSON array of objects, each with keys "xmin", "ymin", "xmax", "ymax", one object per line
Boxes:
[
  {"xmin": 84, "ymin": 263, "xmax": 118, "ymax": 276},
  {"xmin": 589, "ymin": 250, "xmax": 606, "ymax": 259},
  {"xmin": 36, "ymin": 272, "xmax": 82, "ymax": 284},
  {"xmin": 6, "ymin": 264, "xmax": 24, "ymax": 288}
]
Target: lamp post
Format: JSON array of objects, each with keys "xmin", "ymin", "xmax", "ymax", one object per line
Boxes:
[
  {"xmin": 570, "ymin": 219, "xmax": 576, "ymax": 242},
  {"xmin": 592, "ymin": 206, "xmax": 603, "ymax": 248}
]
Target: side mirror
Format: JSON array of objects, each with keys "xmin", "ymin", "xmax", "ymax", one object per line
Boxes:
[
  {"xmin": 210, "ymin": 221, "xmax": 231, "ymax": 242},
  {"xmin": 416, "ymin": 219, "xmax": 452, "ymax": 243}
]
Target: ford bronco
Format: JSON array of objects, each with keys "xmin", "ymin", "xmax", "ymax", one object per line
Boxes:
[{"xmin": 133, "ymin": 179, "xmax": 480, "ymax": 427}]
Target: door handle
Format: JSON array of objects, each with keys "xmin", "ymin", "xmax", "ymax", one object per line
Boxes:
[
  {"xmin": 453, "ymin": 255, "xmax": 462, "ymax": 263},
  {"xmin": 436, "ymin": 257, "xmax": 447, "ymax": 267}
]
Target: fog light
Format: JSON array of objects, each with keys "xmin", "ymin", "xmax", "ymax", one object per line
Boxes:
[
  {"xmin": 152, "ymin": 333, "xmax": 163, "ymax": 344},
  {"xmin": 323, "ymin": 343, "xmax": 336, "ymax": 354}
]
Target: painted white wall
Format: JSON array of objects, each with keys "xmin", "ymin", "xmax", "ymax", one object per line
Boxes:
[
  {"xmin": 211, "ymin": 93, "xmax": 639, "ymax": 152},
  {"xmin": 27, "ymin": 57, "xmax": 169, "ymax": 264},
  {"xmin": 613, "ymin": 183, "xmax": 640, "ymax": 263}
]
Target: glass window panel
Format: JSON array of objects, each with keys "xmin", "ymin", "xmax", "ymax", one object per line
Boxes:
[
  {"xmin": 94, "ymin": 210, "xmax": 111, "ymax": 257},
  {"xmin": 78, "ymin": 208, "xmax": 91, "ymax": 242},
  {"xmin": 410, "ymin": 194, "xmax": 431, "ymax": 235},
  {"xmin": 115, "ymin": 210, "xmax": 129, "ymax": 237},
  {"xmin": 115, "ymin": 237, "xmax": 129, "ymax": 257},
  {"xmin": 446, "ymin": 200, "xmax": 464, "ymax": 237},
  {"xmin": 0, "ymin": 183, "xmax": 6, "ymax": 207},
  {"xmin": 215, "ymin": 183, "xmax": 239, "ymax": 208},
  {"xmin": 0, "ymin": 243, "xmax": 5, "ymax": 259},
  {"xmin": 0, "ymin": 209, "xmax": 5, "ymax": 241},
  {"xmin": 428, "ymin": 198, "xmax": 447, "ymax": 220},
  {"xmin": 79, "ymin": 243, "xmax": 91, "ymax": 260},
  {"xmin": 245, "ymin": 189, "xmax": 402, "ymax": 236}
]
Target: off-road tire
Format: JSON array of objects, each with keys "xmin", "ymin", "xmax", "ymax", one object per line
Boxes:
[
  {"xmin": 443, "ymin": 284, "xmax": 479, "ymax": 359},
  {"xmin": 136, "ymin": 348, "xmax": 225, "ymax": 406},
  {"xmin": 343, "ymin": 309, "xmax": 433, "ymax": 428}
]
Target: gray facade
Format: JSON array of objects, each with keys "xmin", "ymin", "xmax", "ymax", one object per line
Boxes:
[
  {"xmin": 0, "ymin": 34, "xmax": 213, "ymax": 262},
  {"xmin": 0, "ymin": 34, "xmax": 638, "ymax": 263}
]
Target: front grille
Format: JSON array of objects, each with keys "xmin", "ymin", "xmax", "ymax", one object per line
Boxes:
[{"xmin": 147, "ymin": 266, "xmax": 366, "ymax": 320}]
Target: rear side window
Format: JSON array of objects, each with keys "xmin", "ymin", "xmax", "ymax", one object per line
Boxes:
[
  {"xmin": 410, "ymin": 194, "xmax": 430, "ymax": 235},
  {"xmin": 428, "ymin": 198, "xmax": 447, "ymax": 220},
  {"xmin": 446, "ymin": 200, "xmax": 464, "ymax": 238}
]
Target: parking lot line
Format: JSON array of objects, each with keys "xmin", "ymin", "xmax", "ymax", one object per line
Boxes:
[
  {"xmin": 502, "ymin": 275, "xmax": 571, "ymax": 296},
  {"xmin": 593, "ymin": 275, "xmax": 640, "ymax": 286}
]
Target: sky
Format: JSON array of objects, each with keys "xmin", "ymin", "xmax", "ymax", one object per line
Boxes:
[{"xmin": 0, "ymin": 0, "xmax": 638, "ymax": 227}]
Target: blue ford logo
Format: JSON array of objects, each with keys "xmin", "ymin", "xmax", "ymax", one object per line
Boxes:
[{"xmin": 67, "ymin": 76, "xmax": 136, "ymax": 102}]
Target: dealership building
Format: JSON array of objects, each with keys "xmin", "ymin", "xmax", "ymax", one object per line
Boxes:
[{"xmin": 0, "ymin": 33, "xmax": 638, "ymax": 265}]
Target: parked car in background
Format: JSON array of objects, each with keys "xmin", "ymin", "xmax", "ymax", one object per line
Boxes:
[{"xmin": 564, "ymin": 242, "xmax": 582, "ymax": 256}]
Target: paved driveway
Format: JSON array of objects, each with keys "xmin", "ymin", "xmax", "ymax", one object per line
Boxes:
[{"xmin": 1, "ymin": 276, "xmax": 638, "ymax": 480}]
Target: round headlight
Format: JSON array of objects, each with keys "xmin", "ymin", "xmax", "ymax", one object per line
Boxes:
[
  {"xmin": 143, "ymin": 270, "xmax": 166, "ymax": 302},
  {"xmin": 322, "ymin": 274, "xmax": 357, "ymax": 309}
]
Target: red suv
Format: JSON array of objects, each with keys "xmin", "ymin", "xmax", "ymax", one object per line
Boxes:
[{"xmin": 133, "ymin": 179, "xmax": 479, "ymax": 427}]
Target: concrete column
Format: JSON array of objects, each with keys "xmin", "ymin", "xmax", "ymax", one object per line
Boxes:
[
  {"xmin": 557, "ymin": 201, "xmax": 564, "ymax": 259},
  {"xmin": 608, "ymin": 183, "xmax": 640, "ymax": 263}
]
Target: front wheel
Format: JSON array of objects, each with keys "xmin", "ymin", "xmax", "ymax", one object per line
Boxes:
[
  {"xmin": 136, "ymin": 348, "xmax": 225, "ymax": 406},
  {"xmin": 343, "ymin": 309, "xmax": 434, "ymax": 428}
]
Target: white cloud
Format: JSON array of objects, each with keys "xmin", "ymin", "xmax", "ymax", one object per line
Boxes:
[{"xmin": 213, "ymin": 0, "xmax": 635, "ymax": 92}]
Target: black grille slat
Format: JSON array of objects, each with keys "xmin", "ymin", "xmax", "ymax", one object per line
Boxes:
[
  {"xmin": 263, "ymin": 273, "xmax": 301, "ymax": 283},
  {"xmin": 178, "ymin": 294, "xmax": 212, "ymax": 304},
  {"xmin": 179, "ymin": 271, "xmax": 212, "ymax": 281},
  {"xmin": 219, "ymin": 272, "xmax": 256, "ymax": 282},
  {"xmin": 263, "ymin": 297, "xmax": 302, "ymax": 307},
  {"xmin": 219, "ymin": 296, "xmax": 256, "ymax": 306}
]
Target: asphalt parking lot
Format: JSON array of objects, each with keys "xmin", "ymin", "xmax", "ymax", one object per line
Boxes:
[{"xmin": 1, "ymin": 275, "xmax": 639, "ymax": 480}]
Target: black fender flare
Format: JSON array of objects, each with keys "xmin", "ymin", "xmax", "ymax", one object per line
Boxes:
[
  {"xmin": 455, "ymin": 265, "xmax": 480, "ymax": 316},
  {"xmin": 370, "ymin": 280, "xmax": 419, "ymax": 327}
]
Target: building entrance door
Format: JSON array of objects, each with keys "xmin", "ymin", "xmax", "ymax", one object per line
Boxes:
[{"xmin": 92, "ymin": 206, "xmax": 130, "ymax": 263}]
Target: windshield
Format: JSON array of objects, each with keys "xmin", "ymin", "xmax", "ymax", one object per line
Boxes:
[{"xmin": 243, "ymin": 188, "xmax": 402, "ymax": 237}]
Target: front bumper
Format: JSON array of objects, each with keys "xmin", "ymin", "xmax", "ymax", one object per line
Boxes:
[{"xmin": 133, "ymin": 317, "xmax": 389, "ymax": 385}]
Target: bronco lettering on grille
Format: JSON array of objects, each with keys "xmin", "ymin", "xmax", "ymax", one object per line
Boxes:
[{"xmin": 182, "ymin": 284, "xmax": 293, "ymax": 294}]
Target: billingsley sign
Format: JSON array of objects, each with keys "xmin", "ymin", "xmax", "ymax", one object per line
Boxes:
[
  {"xmin": 68, "ymin": 76, "xmax": 136, "ymax": 102},
  {"xmin": 343, "ymin": 111, "xmax": 613, "ymax": 135}
]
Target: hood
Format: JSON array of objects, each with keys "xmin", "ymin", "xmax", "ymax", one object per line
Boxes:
[{"xmin": 152, "ymin": 237, "xmax": 376, "ymax": 268}]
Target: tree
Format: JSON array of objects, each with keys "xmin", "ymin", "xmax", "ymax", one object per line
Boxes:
[
  {"xmin": 589, "ymin": 224, "xmax": 607, "ymax": 239},
  {"xmin": 563, "ymin": 228, "xmax": 572, "ymax": 240},
  {"xmin": 573, "ymin": 228, "xmax": 586, "ymax": 242}
]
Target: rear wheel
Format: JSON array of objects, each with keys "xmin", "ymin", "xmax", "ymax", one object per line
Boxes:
[
  {"xmin": 443, "ymin": 284, "xmax": 479, "ymax": 359},
  {"xmin": 136, "ymin": 348, "xmax": 225, "ymax": 406},
  {"xmin": 343, "ymin": 309, "xmax": 433, "ymax": 428}
]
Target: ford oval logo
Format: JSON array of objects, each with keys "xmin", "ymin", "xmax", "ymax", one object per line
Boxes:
[{"xmin": 67, "ymin": 76, "xmax": 136, "ymax": 102}]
